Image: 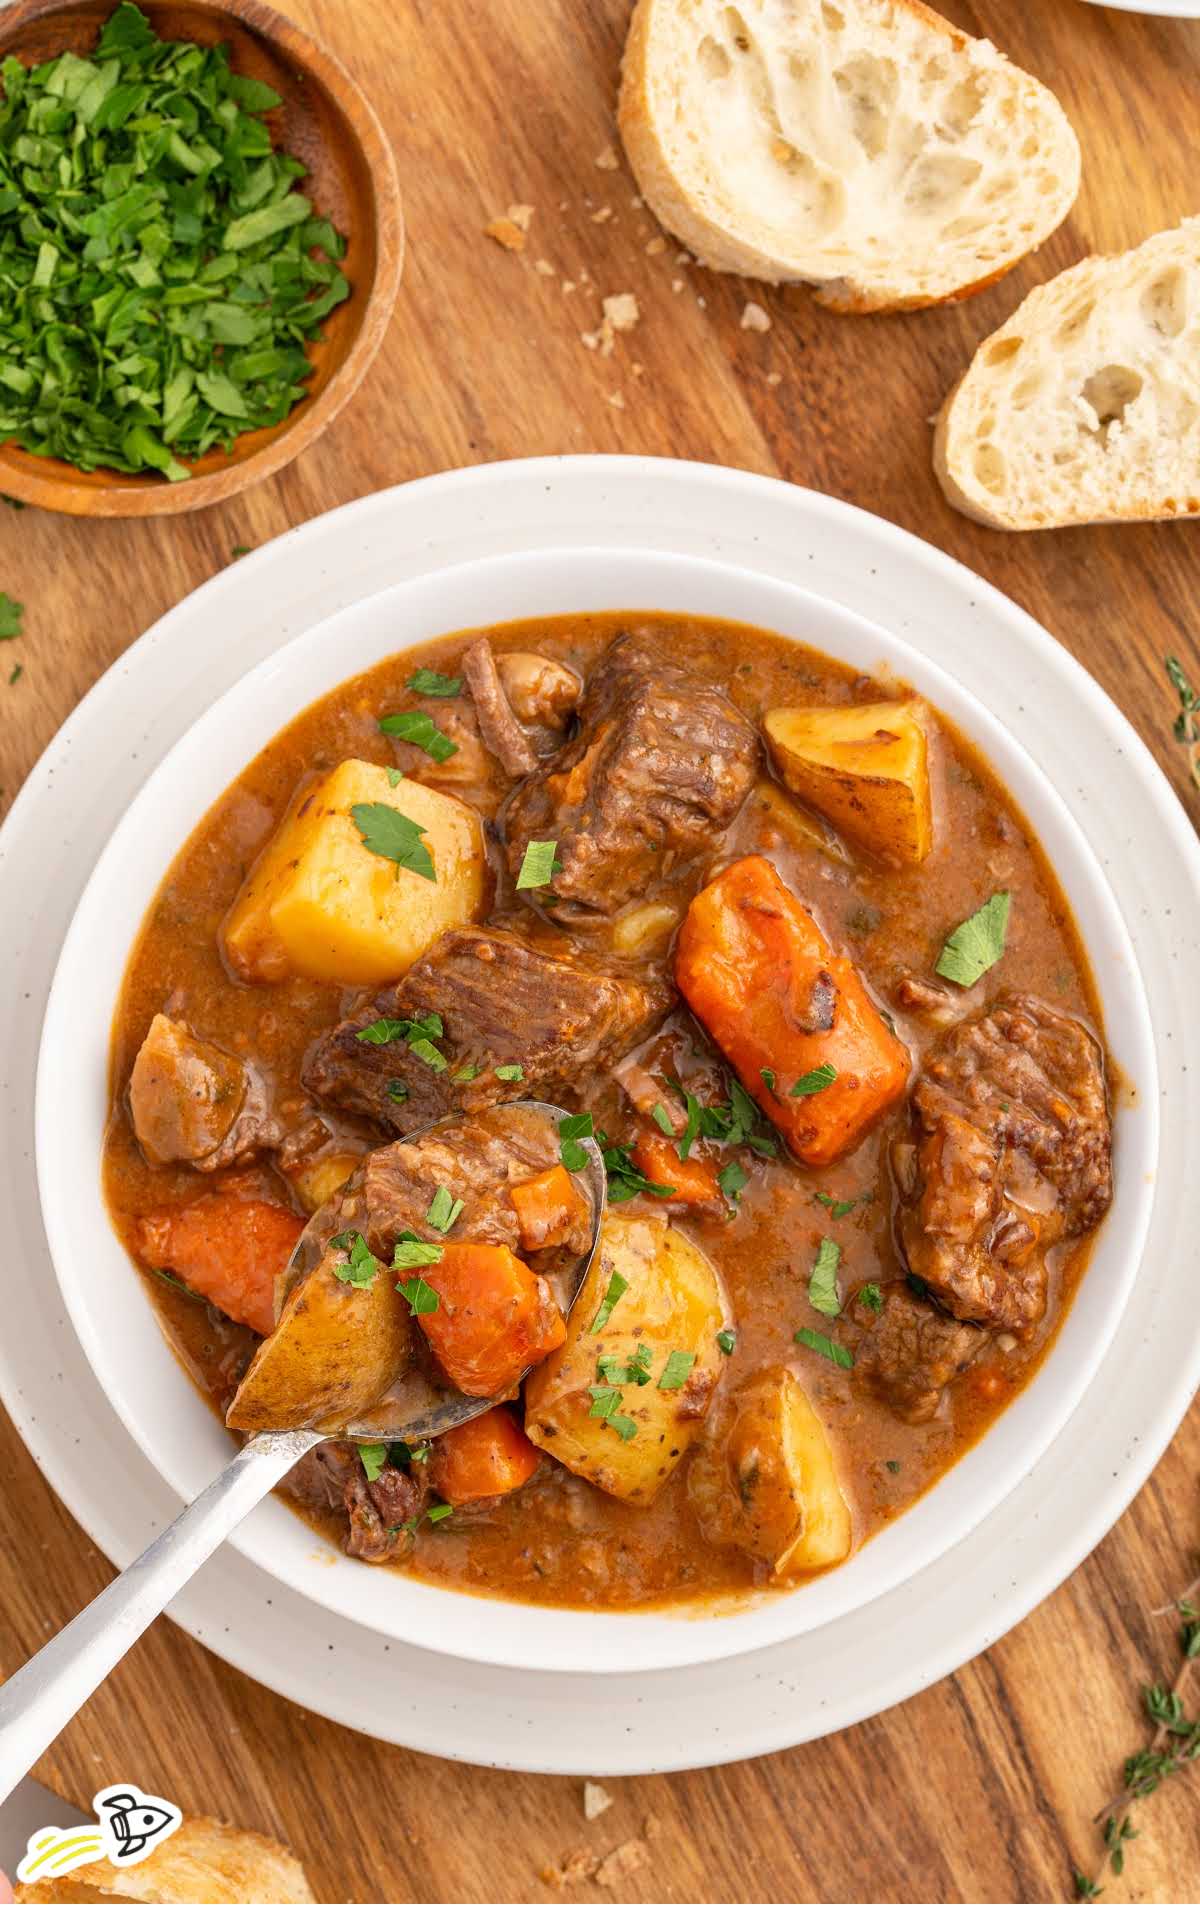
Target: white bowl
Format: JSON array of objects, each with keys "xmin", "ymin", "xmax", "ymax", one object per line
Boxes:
[{"xmin": 36, "ymin": 545, "xmax": 1157, "ymax": 1677}]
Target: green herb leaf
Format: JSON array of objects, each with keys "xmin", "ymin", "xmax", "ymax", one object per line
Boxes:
[
  {"xmin": 452, "ymin": 1063, "xmax": 482, "ymax": 1083},
  {"xmin": 791, "ymin": 1063, "xmax": 837, "ymax": 1097},
  {"xmin": 560, "ymin": 1110, "xmax": 594, "ymax": 1173},
  {"xmin": 1166, "ymin": 653, "xmax": 1200, "ymax": 791},
  {"xmin": 386, "ymin": 1080, "xmax": 409, "ymax": 1103},
  {"xmin": 651, "ymin": 1103, "xmax": 675, "ymax": 1135},
  {"xmin": 717, "ymin": 1159, "xmax": 748, "ymax": 1205},
  {"xmin": 794, "ymin": 1326, "xmax": 853, "ymax": 1369},
  {"xmin": 807, "ymin": 1237, "xmax": 842, "ymax": 1317},
  {"xmin": 858, "ymin": 1283, "xmax": 884, "ymax": 1313},
  {"xmin": 597, "ymin": 1131, "xmax": 677, "ymax": 1204},
  {"xmin": 495, "ymin": 1063, "xmax": 524, "ymax": 1082},
  {"xmin": 358, "ymin": 1442, "xmax": 390, "ymax": 1483},
  {"xmin": 396, "ymin": 1273, "xmax": 440, "ymax": 1314},
  {"xmin": 815, "ymin": 1190, "xmax": 864, "ymax": 1218},
  {"xmin": 351, "ymin": 802, "xmax": 436, "ymax": 882},
  {"xmin": 426, "ymin": 1186, "xmax": 464, "ymax": 1233},
  {"xmin": 716, "ymin": 1328, "xmax": 737, "ymax": 1355},
  {"xmin": 589, "ymin": 1268, "xmax": 629, "ymax": 1333},
  {"xmin": 658, "ymin": 1349, "xmax": 696, "ymax": 1391},
  {"xmin": 760, "ymin": 1067, "xmax": 776, "ymax": 1093},
  {"xmin": 588, "ymin": 1383, "xmax": 621, "ymax": 1419},
  {"xmin": 0, "ymin": 595, "xmax": 23, "ymax": 641},
  {"xmin": 935, "ymin": 891, "xmax": 1011, "ymax": 988},
  {"xmin": 378, "ymin": 708, "xmax": 458, "ymax": 764},
  {"xmin": 393, "ymin": 1234, "xmax": 445, "ymax": 1273},
  {"xmin": 331, "ymin": 1232, "xmax": 381, "ymax": 1288},
  {"xmin": 386, "ymin": 767, "xmax": 404, "ymax": 788},
  {"xmin": 597, "ymin": 1344, "xmax": 653, "ymax": 1387},
  {"xmin": 515, "ymin": 839, "xmax": 563, "ymax": 891},
  {"xmin": 409, "ymin": 667, "xmax": 462, "ymax": 697},
  {"xmin": 885, "ymin": 1458, "xmax": 902, "ymax": 1474},
  {"xmin": 356, "ymin": 1018, "xmax": 409, "ymax": 1046}
]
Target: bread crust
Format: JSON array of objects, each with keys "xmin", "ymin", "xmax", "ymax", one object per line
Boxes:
[{"xmin": 618, "ymin": 0, "xmax": 1079, "ymax": 315}]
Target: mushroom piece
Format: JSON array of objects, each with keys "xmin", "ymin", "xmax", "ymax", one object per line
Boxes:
[
  {"xmin": 495, "ymin": 650, "xmax": 582, "ymax": 731},
  {"xmin": 462, "ymin": 638, "xmax": 539, "ymax": 778}
]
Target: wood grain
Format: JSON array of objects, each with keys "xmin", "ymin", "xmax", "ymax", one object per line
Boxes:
[{"xmin": 2, "ymin": 1, "xmax": 1200, "ymax": 1900}]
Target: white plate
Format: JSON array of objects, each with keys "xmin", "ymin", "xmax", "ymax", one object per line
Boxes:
[
  {"xmin": 3, "ymin": 457, "xmax": 1199, "ymax": 1769},
  {"xmin": 36, "ymin": 544, "xmax": 1157, "ymax": 1676}
]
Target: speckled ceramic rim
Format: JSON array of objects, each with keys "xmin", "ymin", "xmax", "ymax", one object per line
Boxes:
[
  {"xmin": 1, "ymin": 458, "xmax": 1195, "ymax": 1766},
  {"xmin": 35, "ymin": 538, "xmax": 1156, "ymax": 1676}
]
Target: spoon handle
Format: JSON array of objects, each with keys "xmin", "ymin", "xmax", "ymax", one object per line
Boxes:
[{"xmin": 0, "ymin": 1429, "xmax": 320, "ymax": 1803}]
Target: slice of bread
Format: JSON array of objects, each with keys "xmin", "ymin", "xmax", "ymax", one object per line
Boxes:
[
  {"xmin": 935, "ymin": 221, "xmax": 1200, "ymax": 529},
  {"xmin": 618, "ymin": 0, "xmax": 1080, "ymax": 313}
]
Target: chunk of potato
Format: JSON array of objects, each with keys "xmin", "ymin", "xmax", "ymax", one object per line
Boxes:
[
  {"xmin": 764, "ymin": 699, "xmax": 933, "ymax": 866},
  {"xmin": 687, "ymin": 1366, "xmax": 852, "ymax": 1576},
  {"xmin": 286, "ymin": 1150, "xmax": 363, "ymax": 1215},
  {"xmin": 226, "ymin": 1241, "xmax": 412, "ymax": 1435},
  {"xmin": 609, "ymin": 901, "xmax": 682, "ymax": 956},
  {"xmin": 223, "ymin": 759, "xmax": 487, "ymax": 986},
  {"xmin": 523, "ymin": 1211, "xmax": 727, "ymax": 1504}
]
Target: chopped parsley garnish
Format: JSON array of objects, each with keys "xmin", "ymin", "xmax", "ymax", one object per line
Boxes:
[
  {"xmin": 1166, "ymin": 654, "xmax": 1200, "ymax": 791},
  {"xmin": 409, "ymin": 667, "xmax": 462, "ymax": 698},
  {"xmin": 597, "ymin": 1132, "xmax": 676, "ymax": 1204},
  {"xmin": 885, "ymin": 1458, "xmax": 902, "ymax": 1474},
  {"xmin": 807, "ymin": 1238, "xmax": 842, "ymax": 1318},
  {"xmin": 760, "ymin": 1067, "xmax": 776, "ymax": 1093},
  {"xmin": 717, "ymin": 1159, "xmax": 748, "ymax": 1205},
  {"xmin": 597, "ymin": 1344, "xmax": 653, "ymax": 1387},
  {"xmin": 351, "ymin": 801, "xmax": 436, "ymax": 882},
  {"xmin": 149, "ymin": 1265, "xmax": 203, "ymax": 1301},
  {"xmin": 426, "ymin": 1186, "xmax": 464, "ymax": 1233},
  {"xmin": 385, "ymin": 767, "xmax": 404, "ymax": 788},
  {"xmin": 657, "ymin": 1349, "xmax": 696, "ymax": 1391},
  {"xmin": 358, "ymin": 1443, "xmax": 390, "ymax": 1483},
  {"xmin": 794, "ymin": 1326, "xmax": 853, "ymax": 1369},
  {"xmin": 858, "ymin": 1283, "xmax": 884, "ymax": 1313},
  {"xmin": 331, "ymin": 1232, "xmax": 381, "ymax": 1288},
  {"xmin": 452, "ymin": 1062, "xmax": 482, "ymax": 1082},
  {"xmin": 378, "ymin": 708, "xmax": 458, "ymax": 763},
  {"xmin": 935, "ymin": 890, "xmax": 1011, "ymax": 988},
  {"xmin": 355, "ymin": 1017, "xmax": 409, "ymax": 1045},
  {"xmin": 651, "ymin": 1102, "xmax": 675, "ymax": 1135},
  {"xmin": 386, "ymin": 1080, "xmax": 409, "ymax": 1103},
  {"xmin": 396, "ymin": 1273, "xmax": 440, "ymax": 1315},
  {"xmin": 495, "ymin": 1063, "xmax": 524, "ymax": 1082},
  {"xmin": 393, "ymin": 1232, "xmax": 444, "ymax": 1273},
  {"xmin": 672, "ymin": 1075, "xmax": 777, "ymax": 1161},
  {"xmin": 559, "ymin": 1110, "xmax": 594, "ymax": 1172},
  {"xmin": 356, "ymin": 1011, "xmax": 446, "ymax": 1071},
  {"xmin": 0, "ymin": 594, "xmax": 23, "ymax": 641},
  {"xmin": 230, "ymin": 544, "xmax": 252, "ymax": 559},
  {"xmin": 815, "ymin": 1190, "xmax": 868, "ymax": 1218},
  {"xmin": 589, "ymin": 1268, "xmax": 629, "ymax": 1333},
  {"xmin": 9, "ymin": 663, "xmax": 22, "ymax": 686},
  {"xmin": 0, "ymin": 4, "xmax": 350, "ymax": 481},
  {"xmin": 791, "ymin": 1063, "xmax": 837, "ymax": 1097},
  {"xmin": 403, "ymin": 1500, "xmax": 454, "ymax": 1534},
  {"xmin": 587, "ymin": 1386, "xmax": 637, "ymax": 1439},
  {"xmin": 408, "ymin": 1037, "xmax": 447, "ymax": 1073},
  {"xmin": 515, "ymin": 839, "xmax": 563, "ymax": 890},
  {"xmin": 716, "ymin": 1329, "xmax": 737, "ymax": 1355}
]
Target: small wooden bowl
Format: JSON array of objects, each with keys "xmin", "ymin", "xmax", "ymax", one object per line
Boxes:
[{"xmin": 0, "ymin": 0, "xmax": 403, "ymax": 516}]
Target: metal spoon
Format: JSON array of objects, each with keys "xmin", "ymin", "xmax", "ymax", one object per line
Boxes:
[{"xmin": 0, "ymin": 1105, "xmax": 605, "ymax": 1801}]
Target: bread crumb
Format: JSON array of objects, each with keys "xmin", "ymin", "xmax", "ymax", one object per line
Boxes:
[
  {"xmin": 607, "ymin": 392, "xmax": 626, "ymax": 410},
  {"xmin": 643, "ymin": 1814, "xmax": 663, "ymax": 1840},
  {"xmin": 561, "ymin": 279, "xmax": 577, "ymax": 295},
  {"xmin": 596, "ymin": 1839, "xmax": 649, "ymax": 1888},
  {"xmin": 591, "ymin": 206, "xmax": 614, "ymax": 224},
  {"xmin": 676, "ymin": 250, "xmax": 692, "ymax": 266},
  {"xmin": 534, "ymin": 258, "xmax": 556, "ymax": 276},
  {"xmin": 766, "ymin": 370, "xmax": 783, "ymax": 387},
  {"xmin": 671, "ymin": 278, "xmax": 684, "ymax": 294},
  {"xmin": 630, "ymin": 195, "xmax": 644, "ymax": 209},
  {"xmin": 583, "ymin": 1781, "xmax": 613, "ymax": 1821},
  {"xmin": 741, "ymin": 300, "xmax": 772, "ymax": 332},
  {"xmin": 485, "ymin": 218, "xmax": 526, "ymax": 253},
  {"xmin": 595, "ymin": 145, "xmax": 619, "ymax": 171},
  {"xmin": 645, "ymin": 236, "xmax": 667, "ymax": 256},
  {"xmin": 632, "ymin": 361, "xmax": 646, "ymax": 378},
  {"xmin": 507, "ymin": 203, "xmax": 535, "ymax": 231},
  {"xmin": 697, "ymin": 295, "xmax": 707, "ymax": 309},
  {"xmin": 773, "ymin": 138, "xmax": 794, "ymax": 163},
  {"xmin": 541, "ymin": 1848, "xmax": 598, "ymax": 1888},
  {"xmin": 603, "ymin": 292, "xmax": 640, "ymax": 333}
]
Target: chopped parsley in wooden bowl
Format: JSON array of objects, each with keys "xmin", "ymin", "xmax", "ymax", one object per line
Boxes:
[{"xmin": 0, "ymin": 0, "xmax": 402, "ymax": 514}]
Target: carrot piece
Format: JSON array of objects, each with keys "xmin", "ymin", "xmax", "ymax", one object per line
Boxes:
[
  {"xmin": 136, "ymin": 1194, "xmax": 304, "ymax": 1336},
  {"xmin": 419, "ymin": 1242, "xmax": 566, "ymax": 1397},
  {"xmin": 674, "ymin": 855, "xmax": 911, "ymax": 1167},
  {"xmin": 428, "ymin": 1406, "xmax": 542, "ymax": 1505},
  {"xmin": 630, "ymin": 1129, "xmax": 720, "ymax": 1204},
  {"xmin": 510, "ymin": 1163, "xmax": 588, "ymax": 1251}
]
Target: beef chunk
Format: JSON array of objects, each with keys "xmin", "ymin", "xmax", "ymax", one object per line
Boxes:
[
  {"xmin": 502, "ymin": 632, "xmax": 760, "ymax": 915},
  {"xmin": 284, "ymin": 1442, "xmax": 428, "ymax": 1564},
  {"xmin": 128, "ymin": 1013, "xmax": 281, "ymax": 1170},
  {"xmin": 897, "ymin": 995, "xmax": 1112, "ymax": 1333},
  {"xmin": 303, "ymin": 925, "xmax": 672, "ymax": 1134},
  {"xmin": 852, "ymin": 1281, "xmax": 984, "ymax": 1424}
]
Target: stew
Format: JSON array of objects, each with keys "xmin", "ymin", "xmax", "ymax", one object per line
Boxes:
[{"xmin": 103, "ymin": 612, "xmax": 1114, "ymax": 1609}]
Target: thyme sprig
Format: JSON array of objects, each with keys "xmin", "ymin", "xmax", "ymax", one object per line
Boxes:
[
  {"xmin": 1165, "ymin": 654, "xmax": 1200, "ymax": 792},
  {"xmin": 1072, "ymin": 1593, "xmax": 1200, "ymax": 1897}
]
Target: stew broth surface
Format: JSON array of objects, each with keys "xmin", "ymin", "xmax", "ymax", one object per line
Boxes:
[{"xmin": 103, "ymin": 612, "xmax": 1106, "ymax": 1610}]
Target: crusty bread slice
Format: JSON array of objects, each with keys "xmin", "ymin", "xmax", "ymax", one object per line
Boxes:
[
  {"xmin": 935, "ymin": 221, "xmax": 1200, "ymax": 529},
  {"xmin": 618, "ymin": 0, "xmax": 1080, "ymax": 313}
]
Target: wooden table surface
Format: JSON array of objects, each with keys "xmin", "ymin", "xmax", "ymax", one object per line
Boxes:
[{"xmin": 2, "ymin": 2, "xmax": 1200, "ymax": 1900}]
